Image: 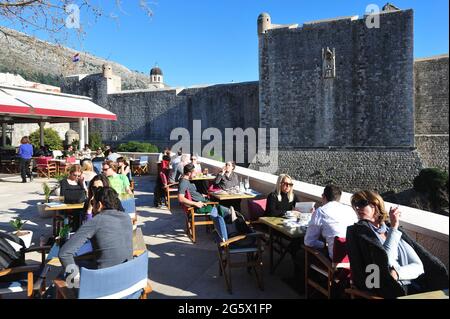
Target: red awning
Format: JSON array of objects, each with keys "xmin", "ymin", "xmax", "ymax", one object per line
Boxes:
[{"xmin": 0, "ymin": 86, "xmax": 116, "ymax": 121}]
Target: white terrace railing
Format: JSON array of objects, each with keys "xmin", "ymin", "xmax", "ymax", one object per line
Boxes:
[{"xmin": 118, "ymin": 152, "xmax": 449, "ymax": 269}]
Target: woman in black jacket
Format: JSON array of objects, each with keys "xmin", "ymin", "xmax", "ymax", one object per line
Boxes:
[
  {"xmin": 265, "ymin": 174, "xmax": 299, "ymax": 217},
  {"xmin": 347, "ymin": 190, "xmax": 448, "ymax": 298}
]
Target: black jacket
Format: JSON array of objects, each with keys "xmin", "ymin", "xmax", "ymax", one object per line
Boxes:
[{"xmin": 346, "ymin": 220, "xmax": 448, "ymax": 298}]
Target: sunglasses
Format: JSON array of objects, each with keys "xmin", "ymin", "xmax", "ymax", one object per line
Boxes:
[
  {"xmin": 282, "ymin": 182, "xmax": 293, "ymax": 187},
  {"xmin": 102, "ymin": 167, "xmax": 110, "ymax": 171},
  {"xmin": 353, "ymin": 199, "xmax": 370, "ymax": 209}
]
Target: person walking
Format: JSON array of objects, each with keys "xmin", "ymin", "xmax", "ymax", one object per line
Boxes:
[{"xmin": 18, "ymin": 136, "xmax": 33, "ymax": 183}]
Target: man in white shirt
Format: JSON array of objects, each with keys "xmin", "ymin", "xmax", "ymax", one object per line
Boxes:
[{"xmin": 304, "ymin": 184, "xmax": 357, "ymax": 259}]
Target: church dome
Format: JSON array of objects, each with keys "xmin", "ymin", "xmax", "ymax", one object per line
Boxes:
[{"xmin": 150, "ymin": 67, "xmax": 163, "ymax": 76}]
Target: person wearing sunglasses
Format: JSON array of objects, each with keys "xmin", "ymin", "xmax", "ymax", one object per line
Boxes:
[
  {"xmin": 83, "ymin": 174, "xmax": 111, "ymax": 221},
  {"xmin": 214, "ymin": 161, "xmax": 239, "ymax": 190},
  {"xmin": 346, "ymin": 190, "xmax": 448, "ymax": 298},
  {"xmin": 103, "ymin": 160, "xmax": 132, "ymax": 195},
  {"xmin": 265, "ymin": 174, "xmax": 299, "ymax": 217}
]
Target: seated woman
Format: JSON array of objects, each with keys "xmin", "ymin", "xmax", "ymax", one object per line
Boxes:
[
  {"xmin": 117, "ymin": 157, "xmax": 132, "ymax": 184},
  {"xmin": 265, "ymin": 174, "xmax": 299, "ymax": 217},
  {"xmin": 60, "ymin": 165, "xmax": 87, "ymax": 231},
  {"xmin": 347, "ymin": 190, "xmax": 449, "ymax": 298},
  {"xmin": 214, "ymin": 161, "xmax": 239, "ymax": 191},
  {"xmin": 81, "ymin": 160, "xmax": 97, "ymax": 186},
  {"xmin": 83, "ymin": 174, "xmax": 112, "ymax": 221},
  {"xmin": 59, "ymin": 187, "xmax": 133, "ymax": 271}
]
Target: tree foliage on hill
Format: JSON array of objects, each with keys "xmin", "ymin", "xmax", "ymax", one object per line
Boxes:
[
  {"xmin": 0, "ymin": 65, "xmax": 61, "ymax": 86},
  {"xmin": 0, "ymin": 1, "xmax": 153, "ymax": 44},
  {"xmin": 29, "ymin": 127, "xmax": 63, "ymax": 150}
]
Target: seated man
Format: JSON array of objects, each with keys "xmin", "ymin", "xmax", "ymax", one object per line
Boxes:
[
  {"xmin": 169, "ymin": 154, "xmax": 190, "ymax": 183},
  {"xmin": 178, "ymin": 163, "xmax": 230, "ymax": 217},
  {"xmin": 304, "ymin": 184, "xmax": 357, "ymax": 259}
]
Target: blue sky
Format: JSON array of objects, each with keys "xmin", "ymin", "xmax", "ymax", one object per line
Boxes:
[{"xmin": 2, "ymin": 0, "xmax": 449, "ymax": 87}]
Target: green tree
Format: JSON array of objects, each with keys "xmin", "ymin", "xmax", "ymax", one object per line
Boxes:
[
  {"xmin": 29, "ymin": 128, "xmax": 63, "ymax": 150},
  {"xmin": 89, "ymin": 131, "xmax": 103, "ymax": 151},
  {"xmin": 117, "ymin": 141, "xmax": 158, "ymax": 153},
  {"xmin": 413, "ymin": 168, "xmax": 449, "ymax": 212}
]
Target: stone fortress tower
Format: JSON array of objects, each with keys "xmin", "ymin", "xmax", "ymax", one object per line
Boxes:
[
  {"xmin": 253, "ymin": 5, "xmax": 448, "ymax": 192},
  {"xmin": 102, "ymin": 63, "xmax": 122, "ymax": 94}
]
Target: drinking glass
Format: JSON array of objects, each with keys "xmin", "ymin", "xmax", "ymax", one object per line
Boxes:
[{"xmin": 244, "ymin": 177, "xmax": 250, "ymax": 191}]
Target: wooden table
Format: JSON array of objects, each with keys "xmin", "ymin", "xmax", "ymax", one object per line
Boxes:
[
  {"xmin": 258, "ymin": 216, "xmax": 307, "ymax": 274},
  {"xmin": 397, "ymin": 289, "xmax": 449, "ymax": 299},
  {"xmin": 209, "ymin": 191, "xmax": 258, "ymax": 201},
  {"xmin": 191, "ymin": 175, "xmax": 216, "ymax": 181},
  {"xmin": 45, "ymin": 202, "xmax": 85, "ymax": 237}
]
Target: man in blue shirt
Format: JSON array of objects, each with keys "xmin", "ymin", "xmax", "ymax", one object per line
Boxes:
[{"xmin": 18, "ymin": 136, "xmax": 34, "ymax": 183}]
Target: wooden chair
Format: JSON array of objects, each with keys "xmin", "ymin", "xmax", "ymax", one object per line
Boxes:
[
  {"xmin": 54, "ymin": 252, "xmax": 152, "ymax": 299},
  {"xmin": 36, "ymin": 157, "xmax": 56, "ymax": 178},
  {"xmin": 304, "ymin": 237, "xmax": 352, "ymax": 299},
  {"xmin": 211, "ymin": 211, "xmax": 264, "ymax": 294},
  {"xmin": 159, "ymin": 170, "xmax": 178, "ymax": 210},
  {"xmin": 0, "ymin": 237, "xmax": 51, "ymax": 299},
  {"xmin": 180, "ymin": 190, "xmax": 217, "ymax": 243},
  {"xmin": 344, "ymin": 287, "xmax": 383, "ymax": 299},
  {"xmin": 131, "ymin": 159, "xmax": 143, "ymax": 176},
  {"xmin": 138, "ymin": 156, "xmax": 149, "ymax": 175}
]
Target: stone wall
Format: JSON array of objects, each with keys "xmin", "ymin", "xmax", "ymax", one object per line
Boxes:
[
  {"xmin": 249, "ymin": 149, "xmax": 423, "ymax": 194},
  {"xmin": 414, "ymin": 55, "xmax": 449, "ymax": 171},
  {"xmin": 415, "ymin": 135, "xmax": 449, "ymax": 171},
  {"xmin": 415, "ymin": 55, "xmax": 449, "ymax": 135},
  {"xmin": 259, "ymin": 10, "xmax": 414, "ymax": 149},
  {"xmin": 85, "ymin": 82, "xmax": 259, "ymax": 152}
]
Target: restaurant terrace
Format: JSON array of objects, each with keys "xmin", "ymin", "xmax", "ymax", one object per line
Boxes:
[{"xmin": 0, "ymin": 153, "xmax": 448, "ymax": 299}]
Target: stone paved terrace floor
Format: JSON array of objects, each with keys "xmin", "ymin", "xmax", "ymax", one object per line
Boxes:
[{"xmin": 0, "ymin": 174, "xmax": 302, "ymax": 299}]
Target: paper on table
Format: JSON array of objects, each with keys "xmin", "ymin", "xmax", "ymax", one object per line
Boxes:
[
  {"xmin": 295, "ymin": 202, "xmax": 315, "ymax": 213},
  {"xmin": 45, "ymin": 202, "xmax": 65, "ymax": 207}
]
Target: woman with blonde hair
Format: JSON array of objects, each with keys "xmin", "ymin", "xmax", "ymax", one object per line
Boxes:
[
  {"xmin": 347, "ymin": 190, "xmax": 448, "ymax": 298},
  {"xmin": 81, "ymin": 160, "xmax": 97, "ymax": 185},
  {"xmin": 265, "ymin": 174, "xmax": 299, "ymax": 217}
]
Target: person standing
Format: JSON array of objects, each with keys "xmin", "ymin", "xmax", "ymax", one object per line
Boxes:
[{"xmin": 18, "ymin": 136, "xmax": 33, "ymax": 183}]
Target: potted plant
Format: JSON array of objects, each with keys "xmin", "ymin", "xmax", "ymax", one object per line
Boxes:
[
  {"xmin": 38, "ymin": 182, "xmax": 55, "ymax": 218},
  {"xmin": 56, "ymin": 224, "xmax": 71, "ymax": 247},
  {"xmin": 9, "ymin": 217, "xmax": 33, "ymax": 248}
]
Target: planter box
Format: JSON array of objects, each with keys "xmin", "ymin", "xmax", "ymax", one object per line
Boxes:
[
  {"xmin": 13, "ymin": 230, "xmax": 33, "ymax": 248},
  {"xmin": 37, "ymin": 202, "xmax": 54, "ymax": 218}
]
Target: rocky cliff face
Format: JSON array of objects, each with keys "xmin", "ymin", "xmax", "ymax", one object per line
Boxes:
[{"xmin": 0, "ymin": 27, "xmax": 149, "ymax": 90}]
